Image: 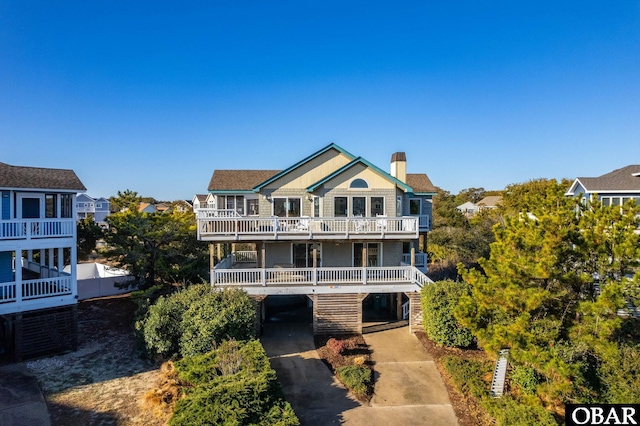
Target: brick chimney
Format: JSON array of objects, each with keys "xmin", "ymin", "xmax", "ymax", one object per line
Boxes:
[{"xmin": 390, "ymin": 152, "xmax": 407, "ymax": 183}]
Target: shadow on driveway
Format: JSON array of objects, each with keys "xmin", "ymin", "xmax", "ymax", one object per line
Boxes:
[{"xmin": 261, "ymin": 322, "xmax": 361, "ymax": 425}]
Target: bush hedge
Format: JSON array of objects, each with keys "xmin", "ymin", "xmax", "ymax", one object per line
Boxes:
[
  {"xmin": 335, "ymin": 365, "xmax": 372, "ymax": 397},
  {"xmin": 136, "ymin": 285, "xmax": 256, "ymax": 360},
  {"xmin": 442, "ymin": 356, "xmax": 558, "ymax": 426},
  {"xmin": 170, "ymin": 340, "xmax": 299, "ymax": 426},
  {"xmin": 421, "ymin": 280, "xmax": 475, "ymax": 347}
]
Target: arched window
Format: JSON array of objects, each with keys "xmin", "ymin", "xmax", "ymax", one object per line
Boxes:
[{"xmin": 350, "ymin": 178, "xmax": 368, "ymax": 189}]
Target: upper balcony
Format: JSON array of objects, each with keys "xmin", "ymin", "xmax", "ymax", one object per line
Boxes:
[
  {"xmin": 196, "ymin": 209, "xmax": 421, "ymax": 241},
  {"xmin": 0, "ymin": 219, "xmax": 76, "ymax": 241}
]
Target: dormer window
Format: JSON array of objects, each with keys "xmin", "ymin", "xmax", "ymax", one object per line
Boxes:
[{"xmin": 350, "ymin": 179, "xmax": 368, "ymax": 189}]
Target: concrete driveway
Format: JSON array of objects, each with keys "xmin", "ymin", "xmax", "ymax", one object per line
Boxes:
[
  {"xmin": 261, "ymin": 323, "xmax": 458, "ymax": 426},
  {"xmin": 261, "ymin": 322, "xmax": 360, "ymax": 425}
]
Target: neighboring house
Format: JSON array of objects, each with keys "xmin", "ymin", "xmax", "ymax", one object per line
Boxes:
[
  {"xmin": 192, "ymin": 194, "xmax": 210, "ymax": 211},
  {"xmin": 155, "ymin": 203, "xmax": 171, "ymax": 213},
  {"xmin": 456, "ymin": 196, "xmax": 502, "ymax": 218},
  {"xmin": 566, "ymin": 165, "xmax": 640, "ymax": 207},
  {"xmin": 76, "ymin": 194, "xmax": 110, "ymax": 223},
  {"xmin": 172, "ymin": 200, "xmax": 193, "ymax": 213},
  {"xmin": 456, "ymin": 201, "xmax": 477, "ymax": 217},
  {"xmin": 138, "ymin": 202, "xmax": 157, "ymax": 214},
  {"xmin": 476, "ymin": 195, "xmax": 502, "ymax": 211},
  {"xmin": 0, "ymin": 161, "xmax": 85, "ymax": 360},
  {"xmin": 195, "ymin": 143, "xmax": 436, "ymax": 334}
]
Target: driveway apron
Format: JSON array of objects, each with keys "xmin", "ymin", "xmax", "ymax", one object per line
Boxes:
[
  {"xmin": 262, "ymin": 323, "xmax": 458, "ymax": 426},
  {"xmin": 261, "ymin": 322, "xmax": 360, "ymax": 425}
]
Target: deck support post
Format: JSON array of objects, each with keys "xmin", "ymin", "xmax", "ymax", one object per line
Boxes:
[{"xmin": 410, "ymin": 243, "xmax": 416, "ymax": 267}]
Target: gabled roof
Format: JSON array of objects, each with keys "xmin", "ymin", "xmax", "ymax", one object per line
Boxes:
[
  {"xmin": 456, "ymin": 201, "xmax": 476, "ymax": 211},
  {"xmin": 208, "ymin": 170, "xmax": 280, "ymax": 192},
  {"xmin": 77, "ymin": 193, "xmax": 94, "ymax": 202},
  {"xmin": 566, "ymin": 165, "xmax": 640, "ymax": 195},
  {"xmin": 476, "ymin": 195, "xmax": 502, "ymax": 207},
  {"xmin": 306, "ymin": 156, "xmax": 413, "ymax": 192},
  {"xmin": 406, "ymin": 173, "xmax": 437, "ymax": 194},
  {"xmin": 252, "ymin": 143, "xmax": 356, "ymax": 191},
  {"xmin": 0, "ymin": 162, "xmax": 86, "ymax": 191},
  {"xmin": 193, "ymin": 194, "xmax": 209, "ymax": 203}
]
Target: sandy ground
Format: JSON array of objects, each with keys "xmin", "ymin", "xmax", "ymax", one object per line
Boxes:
[{"xmin": 23, "ymin": 295, "xmax": 167, "ymax": 426}]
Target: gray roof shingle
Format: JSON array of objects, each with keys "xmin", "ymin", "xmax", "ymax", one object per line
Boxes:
[
  {"xmin": 578, "ymin": 165, "xmax": 640, "ymax": 192},
  {"xmin": 208, "ymin": 170, "xmax": 280, "ymax": 191},
  {"xmin": 0, "ymin": 162, "xmax": 86, "ymax": 191},
  {"xmin": 406, "ymin": 173, "xmax": 437, "ymax": 193}
]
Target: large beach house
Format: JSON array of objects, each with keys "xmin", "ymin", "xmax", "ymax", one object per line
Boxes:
[
  {"xmin": 0, "ymin": 162, "xmax": 85, "ymax": 360},
  {"xmin": 195, "ymin": 143, "xmax": 435, "ymax": 334}
]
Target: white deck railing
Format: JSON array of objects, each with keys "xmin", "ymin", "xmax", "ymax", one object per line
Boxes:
[
  {"xmin": 212, "ymin": 265, "xmax": 428, "ymax": 288},
  {"xmin": 234, "ymin": 251, "xmax": 258, "ymax": 263},
  {"xmin": 0, "ymin": 276, "xmax": 73, "ymax": 304},
  {"xmin": 0, "ymin": 219, "xmax": 75, "ymax": 240},
  {"xmin": 197, "ymin": 212, "xmax": 419, "ymax": 240}
]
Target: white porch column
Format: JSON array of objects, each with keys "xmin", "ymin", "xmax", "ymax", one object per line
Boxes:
[
  {"xmin": 410, "ymin": 243, "xmax": 416, "ymax": 267},
  {"xmin": 70, "ymin": 244, "xmax": 78, "ymax": 299},
  {"xmin": 57, "ymin": 247, "xmax": 64, "ymax": 271},
  {"xmin": 15, "ymin": 250, "xmax": 22, "ymax": 302},
  {"xmin": 48, "ymin": 248, "xmax": 54, "ymax": 275}
]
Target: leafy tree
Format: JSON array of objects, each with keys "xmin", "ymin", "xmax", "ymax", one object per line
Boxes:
[
  {"xmin": 455, "ymin": 179, "xmax": 640, "ymax": 406},
  {"xmin": 431, "ymin": 187, "xmax": 468, "ymax": 229},
  {"xmin": 77, "ymin": 217, "xmax": 103, "ymax": 260},
  {"xmin": 455, "ymin": 187, "xmax": 487, "ymax": 204},
  {"xmin": 108, "ymin": 189, "xmax": 142, "ymax": 213},
  {"xmin": 102, "ymin": 193, "xmax": 209, "ymax": 289}
]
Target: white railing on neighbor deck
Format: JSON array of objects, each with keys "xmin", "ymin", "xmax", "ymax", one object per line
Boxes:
[
  {"xmin": 197, "ymin": 209, "xmax": 242, "ymax": 218},
  {"xmin": 197, "ymin": 212, "xmax": 419, "ymax": 240},
  {"xmin": 233, "ymin": 251, "xmax": 258, "ymax": 263},
  {"xmin": 212, "ymin": 265, "xmax": 430, "ymax": 288},
  {"xmin": 0, "ymin": 219, "xmax": 75, "ymax": 240},
  {"xmin": 0, "ymin": 276, "xmax": 73, "ymax": 304},
  {"xmin": 401, "ymin": 253, "xmax": 428, "ymax": 268}
]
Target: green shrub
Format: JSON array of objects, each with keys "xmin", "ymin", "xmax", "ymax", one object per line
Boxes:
[
  {"xmin": 599, "ymin": 343, "xmax": 640, "ymax": 403},
  {"xmin": 335, "ymin": 365, "xmax": 372, "ymax": 397},
  {"xmin": 422, "ymin": 280, "xmax": 475, "ymax": 348},
  {"xmin": 510, "ymin": 365, "xmax": 540, "ymax": 395},
  {"xmin": 171, "ymin": 340, "xmax": 299, "ymax": 426},
  {"xmin": 442, "ymin": 356, "xmax": 559, "ymax": 425},
  {"xmin": 484, "ymin": 397, "xmax": 558, "ymax": 426},
  {"xmin": 137, "ymin": 285, "xmax": 256, "ymax": 360},
  {"xmin": 442, "ymin": 356, "xmax": 491, "ymax": 399}
]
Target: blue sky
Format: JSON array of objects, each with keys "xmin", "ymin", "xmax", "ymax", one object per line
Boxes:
[{"xmin": 1, "ymin": 1, "xmax": 639, "ymax": 200}]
